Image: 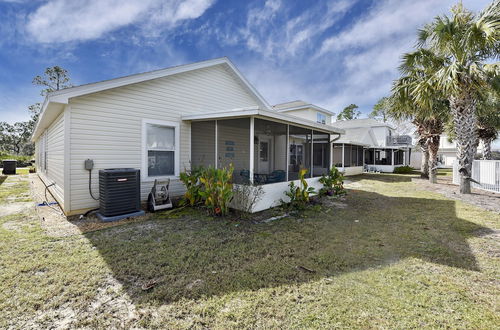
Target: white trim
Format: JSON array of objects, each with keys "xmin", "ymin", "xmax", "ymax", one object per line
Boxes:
[
  {"xmin": 276, "ymin": 104, "xmax": 333, "ymax": 116},
  {"xmin": 214, "ymin": 120, "xmax": 218, "ymax": 169},
  {"xmin": 286, "ymin": 124, "xmax": 289, "ymax": 181},
  {"xmin": 182, "ymin": 108, "xmax": 344, "ymax": 134},
  {"xmin": 141, "ymin": 119, "xmax": 180, "ymax": 182},
  {"xmin": 63, "ymin": 105, "xmax": 71, "ymax": 214},
  {"xmin": 249, "ymin": 117, "xmax": 255, "ymax": 184}
]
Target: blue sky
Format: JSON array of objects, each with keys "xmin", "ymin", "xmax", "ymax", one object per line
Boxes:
[{"xmin": 0, "ymin": 0, "xmax": 492, "ymax": 124}]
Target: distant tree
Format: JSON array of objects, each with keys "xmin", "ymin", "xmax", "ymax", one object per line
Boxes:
[
  {"xmin": 337, "ymin": 104, "xmax": 360, "ymax": 120},
  {"xmin": 370, "ymin": 97, "xmax": 390, "ymax": 122},
  {"xmin": 0, "ymin": 121, "xmax": 34, "ymax": 155},
  {"xmin": 0, "ymin": 66, "xmax": 72, "ymax": 156},
  {"xmin": 32, "ymin": 66, "xmax": 72, "ymax": 96}
]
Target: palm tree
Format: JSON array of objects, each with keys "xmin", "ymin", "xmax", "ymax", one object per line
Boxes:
[
  {"xmin": 477, "ymin": 91, "xmax": 500, "ymax": 159},
  {"xmin": 414, "ymin": 1, "xmax": 499, "ymax": 193},
  {"xmin": 390, "ymin": 50, "xmax": 449, "ymax": 184}
]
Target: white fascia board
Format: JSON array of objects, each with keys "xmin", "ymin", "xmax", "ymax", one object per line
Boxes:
[
  {"xmin": 182, "ymin": 108, "xmax": 260, "ymax": 120},
  {"xmin": 183, "ymin": 108, "xmax": 345, "ymax": 134},
  {"xmin": 277, "ymin": 104, "xmax": 333, "ymax": 115},
  {"xmin": 335, "ymin": 140, "xmax": 371, "ymax": 147}
]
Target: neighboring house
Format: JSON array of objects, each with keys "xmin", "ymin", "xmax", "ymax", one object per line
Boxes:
[
  {"xmin": 271, "ymin": 112, "xmax": 413, "ymax": 174},
  {"xmin": 31, "ymin": 57, "xmax": 344, "ymax": 215},
  {"xmin": 410, "ymin": 134, "xmax": 458, "ymax": 169},
  {"xmin": 331, "ymin": 119, "xmax": 412, "ymax": 173},
  {"xmin": 273, "ymin": 100, "xmax": 334, "ymax": 125}
]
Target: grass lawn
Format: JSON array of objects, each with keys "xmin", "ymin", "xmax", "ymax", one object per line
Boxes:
[{"xmin": 0, "ymin": 173, "xmax": 499, "ymax": 328}]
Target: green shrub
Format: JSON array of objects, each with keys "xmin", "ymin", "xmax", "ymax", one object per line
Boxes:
[
  {"xmin": 319, "ymin": 166, "xmax": 346, "ymax": 196},
  {"xmin": 179, "ymin": 166, "xmax": 203, "ymax": 206},
  {"xmin": 199, "ymin": 165, "xmax": 234, "ymax": 216},
  {"xmin": 282, "ymin": 168, "xmax": 315, "ymax": 210},
  {"xmin": 393, "ymin": 165, "xmax": 414, "ymax": 174}
]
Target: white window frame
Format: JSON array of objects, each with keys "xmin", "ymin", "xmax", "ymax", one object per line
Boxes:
[
  {"xmin": 141, "ymin": 119, "xmax": 180, "ymax": 181},
  {"xmin": 317, "ymin": 112, "xmax": 326, "ymax": 124}
]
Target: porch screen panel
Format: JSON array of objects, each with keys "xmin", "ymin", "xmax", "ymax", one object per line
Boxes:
[
  {"xmin": 191, "ymin": 121, "xmax": 216, "ymax": 169},
  {"xmin": 289, "ymin": 125, "xmax": 312, "ymax": 179},
  {"xmin": 312, "ymin": 131, "xmax": 330, "ymax": 177},
  {"xmin": 357, "ymin": 146, "xmax": 364, "ymax": 166},
  {"xmin": 375, "ymin": 149, "xmax": 392, "ymax": 165},
  {"xmin": 343, "ymin": 144, "xmax": 351, "ymax": 168},
  {"xmin": 332, "ymin": 144, "xmax": 343, "ymax": 167},
  {"xmin": 365, "ymin": 148, "xmax": 374, "ymax": 165},
  {"xmin": 394, "ymin": 150, "xmax": 404, "ymax": 165},
  {"xmin": 351, "ymin": 145, "xmax": 358, "ymax": 167},
  {"xmin": 217, "ymin": 118, "xmax": 250, "ymax": 184},
  {"xmin": 253, "ymin": 119, "xmax": 287, "ymax": 185}
]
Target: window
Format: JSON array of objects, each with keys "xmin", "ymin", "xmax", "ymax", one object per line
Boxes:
[
  {"xmin": 143, "ymin": 120, "xmax": 179, "ymax": 179},
  {"xmin": 38, "ymin": 131, "xmax": 48, "ymax": 173},
  {"xmin": 317, "ymin": 112, "xmax": 326, "ymax": 124}
]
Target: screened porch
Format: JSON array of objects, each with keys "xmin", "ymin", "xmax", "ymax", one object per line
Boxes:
[{"xmin": 190, "ymin": 117, "xmax": 333, "ymax": 185}]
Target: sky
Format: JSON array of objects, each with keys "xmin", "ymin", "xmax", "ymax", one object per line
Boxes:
[{"xmin": 0, "ymin": 0, "xmax": 493, "ymax": 125}]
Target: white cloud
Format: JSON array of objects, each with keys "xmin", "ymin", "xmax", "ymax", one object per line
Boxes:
[
  {"xmin": 26, "ymin": 0, "xmax": 215, "ymax": 43},
  {"xmin": 238, "ymin": 0, "xmax": 354, "ymax": 59}
]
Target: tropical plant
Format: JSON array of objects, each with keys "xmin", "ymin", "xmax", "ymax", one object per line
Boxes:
[
  {"xmin": 198, "ymin": 164, "xmax": 234, "ymax": 216},
  {"xmin": 319, "ymin": 166, "xmax": 345, "ymax": 196},
  {"xmin": 389, "ymin": 51, "xmax": 450, "ymax": 184},
  {"xmin": 179, "ymin": 166, "xmax": 204, "ymax": 206},
  {"xmin": 282, "ymin": 168, "xmax": 316, "ymax": 210},
  {"xmin": 409, "ymin": 1, "xmax": 500, "ymax": 193},
  {"xmin": 337, "ymin": 104, "xmax": 360, "ymax": 121}
]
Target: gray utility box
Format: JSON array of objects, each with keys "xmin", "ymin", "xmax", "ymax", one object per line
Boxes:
[
  {"xmin": 96, "ymin": 168, "xmax": 144, "ymax": 221},
  {"xmin": 2, "ymin": 160, "xmax": 17, "ymax": 175}
]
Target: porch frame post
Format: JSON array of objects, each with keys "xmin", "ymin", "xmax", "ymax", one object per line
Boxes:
[
  {"xmin": 342, "ymin": 144, "xmax": 345, "ymax": 168},
  {"xmin": 214, "ymin": 120, "xmax": 218, "ymax": 169},
  {"xmin": 286, "ymin": 124, "xmax": 289, "ymax": 181},
  {"xmin": 249, "ymin": 117, "xmax": 254, "ymax": 184},
  {"xmin": 391, "ymin": 149, "xmax": 394, "ymax": 166},
  {"xmin": 310, "ymin": 129, "xmax": 314, "ymax": 177}
]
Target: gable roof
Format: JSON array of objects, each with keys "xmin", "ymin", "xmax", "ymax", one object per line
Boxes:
[
  {"xmin": 273, "ymin": 100, "xmax": 334, "ymax": 115},
  {"xmin": 335, "ymin": 127, "xmax": 377, "ymax": 146},
  {"xmin": 32, "ymin": 57, "xmax": 271, "ymax": 140},
  {"xmin": 332, "ymin": 118, "xmax": 394, "ymax": 130}
]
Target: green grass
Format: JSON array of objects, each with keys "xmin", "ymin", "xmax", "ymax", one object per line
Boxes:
[{"xmin": 0, "ymin": 173, "xmax": 499, "ymax": 328}]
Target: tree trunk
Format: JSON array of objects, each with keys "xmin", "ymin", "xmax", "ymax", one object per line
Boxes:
[
  {"xmin": 428, "ymin": 135, "xmax": 440, "ymax": 184},
  {"xmin": 482, "ymin": 137, "xmax": 493, "ymax": 160},
  {"xmin": 420, "ymin": 141, "xmax": 429, "ymax": 179},
  {"xmin": 450, "ymin": 93, "xmax": 478, "ymax": 194}
]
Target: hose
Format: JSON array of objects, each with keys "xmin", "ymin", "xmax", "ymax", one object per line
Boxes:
[
  {"xmin": 83, "ymin": 208, "xmax": 99, "ymax": 217},
  {"xmin": 88, "ymin": 169, "xmax": 99, "ymax": 200}
]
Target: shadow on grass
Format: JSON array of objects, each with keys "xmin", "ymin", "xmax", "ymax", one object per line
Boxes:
[
  {"xmin": 0, "ymin": 176, "xmax": 6, "ymax": 186},
  {"xmin": 84, "ymin": 187, "xmax": 489, "ymax": 305},
  {"xmin": 348, "ymin": 173, "xmax": 415, "ymax": 183}
]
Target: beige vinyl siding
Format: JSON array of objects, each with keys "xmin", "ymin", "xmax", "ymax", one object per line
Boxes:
[
  {"xmin": 37, "ymin": 111, "xmax": 65, "ymax": 209},
  {"xmin": 69, "ymin": 65, "xmax": 259, "ymax": 212}
]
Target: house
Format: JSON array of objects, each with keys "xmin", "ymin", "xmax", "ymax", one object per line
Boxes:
[
  {"xmin": 271, "ymin": 112, "xmax": 413, "ymax": 174},
  {"xmin": 410, "ymin": 134, "xmax": 457, "ymax": 169},
  {"xmin": 31, "ymin": 57, "xmax": 344, "ymax": 215},
  {"xmin": 331, "ymin": 119, "xmax": 412, "ymax": 173}
]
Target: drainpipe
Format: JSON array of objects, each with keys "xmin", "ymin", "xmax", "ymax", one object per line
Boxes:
[{"xmin": 330, "ymin": 133, "xmax": 341, "ymax": 169}]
